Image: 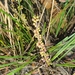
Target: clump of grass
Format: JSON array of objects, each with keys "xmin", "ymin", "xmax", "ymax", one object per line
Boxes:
[
  {"xmin": 0, "ymin": 0, "xmax": 35, "ymax": 74},
  {"xmin": 0, "ymin": 0, "xmax": 75, "ymax": 75}
]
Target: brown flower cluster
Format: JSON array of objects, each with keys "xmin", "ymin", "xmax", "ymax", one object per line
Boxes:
[{"xmin": 32, "ymin": 15, "xmax": 51, "ymax": 66}]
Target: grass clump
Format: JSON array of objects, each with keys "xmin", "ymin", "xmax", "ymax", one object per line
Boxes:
[{"xmin": 0, "ymin": 0, "xmax": 75, "ymax": 75}]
